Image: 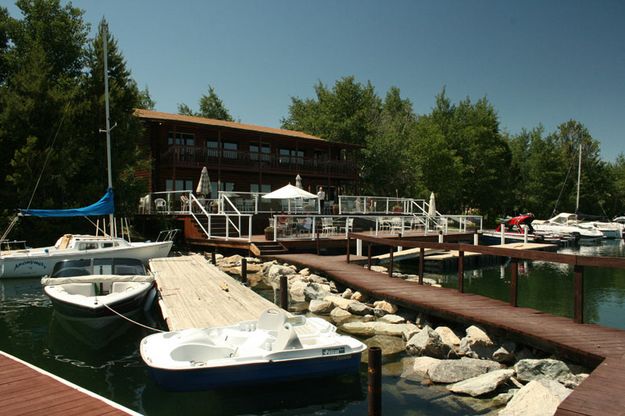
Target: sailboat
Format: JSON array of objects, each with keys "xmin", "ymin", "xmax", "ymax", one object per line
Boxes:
[{"xmin": 0, "ymin": 22, "xmax": 173, "ymax": 279}]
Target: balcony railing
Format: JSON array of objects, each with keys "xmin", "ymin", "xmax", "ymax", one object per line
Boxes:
[{"xmin": 160, "ymin": 145, "xmax": 356, "ymax": 177}]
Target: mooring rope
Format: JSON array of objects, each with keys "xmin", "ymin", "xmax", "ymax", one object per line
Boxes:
[{"xmin": 102, "ymin": 302, "xmax": 166, "ymax": 333}]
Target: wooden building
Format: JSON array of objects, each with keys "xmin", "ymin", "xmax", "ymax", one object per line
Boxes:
[{"xmin": 135, "ymin": 109, "xmax": 359, "ymax": 201}]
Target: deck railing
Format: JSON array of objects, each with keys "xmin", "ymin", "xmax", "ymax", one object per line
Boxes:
[{"xmin": 346, "ymin": 232, "xmax": 625, "ymax": 324}]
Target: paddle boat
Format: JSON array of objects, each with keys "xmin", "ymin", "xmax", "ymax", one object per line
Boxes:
[{"xmin": 140, "ymin": 308, "xmax": 367, "ymax": 391}]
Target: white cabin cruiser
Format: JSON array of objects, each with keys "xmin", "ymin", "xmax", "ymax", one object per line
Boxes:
[
  {"xmin": 0, "ymin": 234, "xmax": 172, "ymax": 279},
  {"xmin": 533, "ymin": 213, "xmax": 603, "ymax": 244},
  {"xmin": 140, "ymin": 308, "xmax": 367, "ymax": 391}
]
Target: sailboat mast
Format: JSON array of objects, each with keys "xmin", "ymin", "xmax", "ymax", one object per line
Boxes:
[
  {"xmin": 101, "ymin": 21, "xmax": 114, "ymax": 237},
  {"xmin": 576, "ymin": 142, "xmax": 581, "ymax": 214}
]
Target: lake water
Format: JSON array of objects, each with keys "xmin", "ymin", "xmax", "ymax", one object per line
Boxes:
[{"xmin": 1, "ymin": 240, "xmax": 624, "ymax": 415}]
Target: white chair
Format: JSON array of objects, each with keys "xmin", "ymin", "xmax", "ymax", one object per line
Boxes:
[
  {"xmin": 340, "ymin": 218, "xmax": 354, "ymax": 233},
  {"xmin": 390, "ymin": 217, "xmax": 404, "ymax": 232},
  {"xmin": 321, "ymin": 217, "xmax": 337, "ymax": 235},
  {"xmin": 154, "ymin": 198, "xmax": 166, "ymax": 212}
]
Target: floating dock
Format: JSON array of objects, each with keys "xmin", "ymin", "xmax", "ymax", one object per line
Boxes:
[
  {"xmin": 0, "ymin": 351, "xmax": 139, "ymax": 415},
  {"xmin": 150, "ymin": 254, "xmax": 279, "ymax": 331}
]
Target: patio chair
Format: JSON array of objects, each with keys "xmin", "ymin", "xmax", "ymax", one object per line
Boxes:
[
  {"xmin": 321, "ymin": 217, "xmax": 337, "ymax": 235},
  {"xmin": 390, "ymin": 217, "xmax": 404, "ymax": 232},
  {"xmin": 154, "ymin": 198, "xmax": 167, "ymax": 212},
  {"xmin": 340, "ymin": 218, "xmax": 354, "ymax": 233}
]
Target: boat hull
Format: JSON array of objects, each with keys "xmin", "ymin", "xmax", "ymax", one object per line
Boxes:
[
  {"xmin": 147, "ymin": 352, "xmax": 362, "ymax": 391},
  {"xmin": 0, "ymin": 241, "xmax": 172, "ymax": 279}
]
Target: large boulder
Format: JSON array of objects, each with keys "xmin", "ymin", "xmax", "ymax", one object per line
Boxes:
[
  {"xmin": 304, "ymin": 282, "xmax": 332, "ymax": 301},
  {"xmin": 264, "ymin": 264, "xmax": 296, "ymax": 286},
  {"xmin": 492, "ymin": 341, "xmax": 516, "ymax": 364},
  {"xmin": 429, "ymin": 357, "xmax": 502, "ymax": 384},
  {"xmin": 378, "ymin": 314, "xmax": 406, "ymax": 324},
  {"xmin": 364, "ymin": 335, "xmax": 406, "ymax": 356},
  {"xmin": 459, "ymin": 325, "xmax": 496, "ymax": 359},
  {"xmin": 514, "ymin": 359, "xmax": 573, "ymax": 383},
  {"xmin": 499, "ymin": 379, "xmax": 572, "ymax": 416},
  {"xmin": 288, "ymin": 279, "xmax": 308, "ymax": 302},
  {"xmin": 350, "ymin": 290, "xmax": 365, "ymax": 302},
  {"xmin": 373, "ymin": 300, "xmax": 398, "ymax": 314},
  {"xmin": 405, "ymin": 325, "xmax": 451, "ymax": 358},
  {"xmin": 324, "ymin": 294, "xmax": 356, "ymax": 310},
  {"xmin": 400, "ymin": 356, "xmax": 441, "ymax": 381},
  {"xmin": 308, "ymin": 299, "xmax": 334, "ymax": 315},
  {"xmin": 447, "ymin": 368, "xmax": 515, "ymax": 397},
  {"xmin": 341, "ymin": 288, "xmax": 354, "ymax": 299},
  {"xmin": 347, "ymin": 301, "xmax": 374, "ymax": 316},
  {"xmin": 329, "ymin": 307, "xmax": 356, "ymax": 325},
  {"xmin": 434, "ymin": 326, "xmax": 461, "ymax": 351}
]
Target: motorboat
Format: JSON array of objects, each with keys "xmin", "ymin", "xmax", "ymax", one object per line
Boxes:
[
  {"xmin": 481, "ymin": 213, "xmax": 542, "ymax": 244},
  {"xmin": 0, "ymin": 234, "xmax": 173, "ymax": 279},
  {"xmin": 42, "ymin": 258, "xmax": 156, "ymax": 347},
  {"xmin": 586, "ymin": 221, "xmax": 623, "ymax": 239},
  {"xmin": 140, "ymin": 308, "xmax": 367, "ymax": 391},
  {"xmin": 533, "ymin": 213, "xmax": 603, "ymax": 244}
]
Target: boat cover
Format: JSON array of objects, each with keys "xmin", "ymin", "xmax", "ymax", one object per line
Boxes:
[
  {"xmin": 19, "ymin": 188, "xmax": 114, "ymax": 217},
  {"xmin": 41, "ymin": 274, "xmax": 153, "ymax": 286}
]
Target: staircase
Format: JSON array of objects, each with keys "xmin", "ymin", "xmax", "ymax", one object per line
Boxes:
[{"xmin": 250, "ymin": 241, "xmax": 288, "ymax": 256}]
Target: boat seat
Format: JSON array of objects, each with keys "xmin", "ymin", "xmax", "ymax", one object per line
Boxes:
[
  {"xmin": 257, "ymin": 308, "xmax": 287, "ymax": 331},
  {"xmin": 170, "ymin": 344, "xmax": 235, "ymax": 362},
  {"xmin": 272, "ymin": 323, "xmax": 303, "ymax": 351},
  {"xmin": 112, "ymin": 282, "xmax": 137, "ymax": 293},
  {"xmin": 60, "ymin": 282, "xmax": 96, "ymax": 297}
]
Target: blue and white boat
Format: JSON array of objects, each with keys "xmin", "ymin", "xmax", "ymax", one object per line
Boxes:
[{"xmin": 140, "ymin": 309, "xmax": 366, "ymax": 391}]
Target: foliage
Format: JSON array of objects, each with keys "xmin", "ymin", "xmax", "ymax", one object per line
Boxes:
[{"xmin": 177, "ymin": 85, "xmax": 233, "ymax": 121}]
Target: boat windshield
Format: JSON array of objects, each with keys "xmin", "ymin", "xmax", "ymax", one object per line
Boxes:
[{"xmin": 51, "ymin": 258, "xmax": 147, "ymax": 277}]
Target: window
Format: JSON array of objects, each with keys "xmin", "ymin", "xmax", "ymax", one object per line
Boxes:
[
  {"xmin": 223, "ymin": 142, "xmax": 237, "ymax": 159},
  {"xmin": 165, "ymin": 179, "xmax": 193, "ymax": 191},
  {"xmin": 250, "ymin": 144, "xmax": 271, "ymax": 162},
  {"xmin": 168, "ymin": 132, "xmax": 195, "ymax": 146},
  {"xmin": 250, "ymin": 184, "xmax": 271, "ymax": 193},
  {"xmin": 279, "ymin": 148, "xmax": 304, "ymax": 165}
]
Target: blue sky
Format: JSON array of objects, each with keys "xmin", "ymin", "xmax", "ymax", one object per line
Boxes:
[{"xmin": 4, "ymin": 0, "xmax": 625, "ymax": 160}]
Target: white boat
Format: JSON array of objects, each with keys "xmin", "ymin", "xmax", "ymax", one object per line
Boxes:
[
  {"xmin": 533, "ymin": 212, "xmax": 603, "ymax": 244},
  {"xmin": 586, "ymin": 221, "xmax": 624, "ymax": 239},
  {"xmin": 0, "ymin": 234, "xmax": 172, "ymax": 279},
  {"xmin": 140, "ymin": 308, "xmax": 367, "ymax": 391},
  {"xmin": 42, "ymin": 258, "xmax": 155, "ymax": 346}
]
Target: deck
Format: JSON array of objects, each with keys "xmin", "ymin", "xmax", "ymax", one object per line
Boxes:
[
  {"xmin": 268, "ymin": 252, "xmax": 625, "ymax": 416},
  {"xmin": 150, "ymin": 254, "xmax": 279, "ymax": 330},
  {"xmin": 0, "ymin": 351, "xmax": 138, "ymax": 416}
]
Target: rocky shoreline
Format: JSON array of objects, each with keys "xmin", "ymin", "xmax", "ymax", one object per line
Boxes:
[{"xmin": 216, "ymin": 254, "xmax": 589, "ymax": 415}]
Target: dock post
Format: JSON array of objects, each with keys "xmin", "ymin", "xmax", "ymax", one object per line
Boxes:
[
  {"xmin": 474, "ymin": 231, "xmax": 479, "ymax": 245},
  {"xmin": 367, "ymin": 243, "xmax": 372, "ymax": 270},
  {"xmin": 574, "ymin": 265, "xmax": 584, "ymax": 323},
  {"xmin": 356, "ymin": 239, "xmax": 362, "ymax": 256},
  {"xmin": 457, "ymin": 251, "xmax": 464, "ymax": 292},
  {"xmin": 418, "ymin": 247, "xmax": 424, "ymax": 284},
  {"xmin": 510, "ymin": 259, "xmax": 518, "ymax": 307},
  {"xmin": 523, "ymin": 227, "xmax": 528, "ymax": 244},
  {"xmin": 316, "ymin": 231, "xmax": 320, "ymax": 255},
  {"xmin": 438, "ymin": 231, "xmax": 444, "ymax": 243},
  {"xmin": 241, "ymin": 257, "xmax": 247, "ymax": 284},
  {"xmin": 500, "ymin": 226, "xmax": 505, "ymax": 245},
  {"xmin": 388, "ymin": 247, "xmax": 394, "ymax": 277},
  {"xmin": 280, "ymin": 274, "xmax": 289, "ymax": 311},
  {"xmin": 368, "ymin": 346, "xmax": 382, "ymax": 416},
  {"xmin": 211, "ymin": 251, "xmax": 217, "ymax": 265},
  {"xmin": 346, "ymin": 235, "xmax": 351, "ymax": 263}
]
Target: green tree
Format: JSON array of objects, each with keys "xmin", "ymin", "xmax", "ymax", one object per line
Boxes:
[{"xmin": 177, "ymin": 85, "xmax": 233, "ymax": 121}]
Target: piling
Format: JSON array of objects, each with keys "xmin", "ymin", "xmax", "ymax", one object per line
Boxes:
[
  {"xmin": 241, "ymin": 257, "xmax": 247, "ymax": 284},
  {"xmin": 280, "ymin": 274, "xmax": 289, "ymax": 311},
  {"xmin": 368, "ymin": 346, "xmax": 382, "ymax": 416},
  {"xmin": 211, "ymin": 251, "xmax": 217, "ymax": 265}
]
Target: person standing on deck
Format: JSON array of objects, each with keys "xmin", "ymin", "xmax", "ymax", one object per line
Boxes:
[{"xmin": 317, "ymin": 186, "xmax": 326, "ymax": 213}]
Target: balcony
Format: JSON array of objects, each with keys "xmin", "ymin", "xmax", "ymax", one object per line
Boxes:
[{"xmin": 159, "ymin": 145, "xmax": 357, "ymax": 178}]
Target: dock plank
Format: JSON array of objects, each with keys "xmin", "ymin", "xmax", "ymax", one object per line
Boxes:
[{"xmin": 150, "ymin": 254, "xmax": 280, "ymax": 330}]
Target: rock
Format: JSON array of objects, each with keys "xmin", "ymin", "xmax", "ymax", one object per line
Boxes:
[
  {"xmin": 299, "ymin": 268, "xmax": 311, "ymax": 277},
  {"xmin": 329, "ymin": 307, "xmax": 355, "ymax": 325},
  {"xmin": 308, "ymin": 299, "xmax": 333, "ymax": 315},
  {"xmin": 429, "ymin": 357, "xmax": 502, "ymax": 384},
  {"xmin": 265, "ymin": 264, "xmax": 296, "ymax": 285},
  {"xmin": 219, "ymin": 254, "xmax": 243, "ymax": 266},
  {"xmin": 405, "ymin": 325, "xmax": 452, "ymax": 358},
  {"xmin": 400, "ymin": 356, "xmax": 441, "ymax": 381},
  {"xmin": 307, "ymin": 274, "xmax": 327, "ymax": 284},
  {"xmin": 414, "ymin": 312, "xmax": 432, "ymax": 329},
  {"xmin": 288, "ymin": 279, "xmax": 308, "ymax": 302},
  {"xmin": 347, "ymin": 301, "xmax": 374, "ymax": 316},
  {"xmin": 362, "ymin": 314, "xmax": 376, "ymax": 322},
  {"xmin": 559, "ymin": 373, "xmax": 589, "ymax": 389},
  {"xmin": 402, "ymin": 325, "xmax": 420, "ymax": 341},
  {"xmin": 435, "ymin": 326, "xmax": 461, "ymax": 351},
  {"xmin": 324, "ymin": 294, "xmax": 356, "ymax": 310},
  {"xmin": 370, "ymin": 265, "xmax": 387, "ymax": 273},
  {"xmin": 459, "ymin": 325, "xmax": 496, "ymax": 359},
  {"xmin": 447, "ymin": 368, "xmax": 515, "ymax": 397},
  {"xmin": 492, "ymin": 341, "xmax": 516, "ymax": 364},
  {"xmin": 514, "ymin": 347, "xmax": 537, "ymax": 362},
  {"xmin": 373, "ymin": 308, "xmax": 388, "ymax": 318},
  {"xmin": 499, "ymin": 379, "xmax": 571, "ymax": 416},
  {"xmin": 341, "ymin": 321, "xmax": 418, "ymax": 337},
  {"xmin": 304, "ymin": 282, "xmax": 332, "ymax": 301},
  {"xmin": 364, "ymin": 335, "xmax": 406, "ymax": 356},
  {"xmin": 373, "ymin": 300, "xmax": 397, "ymax": 314},
  {"xmin": 341, "ymin": 288, "xmax": 353, "ymax": 299},
  {"xmin": 493, "ymin": 389, "xmax": 518, "ymax": 406},
  {"xmin": 350, "ymin": 290, "xmax": 364, "ymax": 302},
  {"xmin": 378, "ymin": 314, "xmax": 406, "ymax": 324},
  {"xmin": 514, "ymin": 359, "xmax": 573, "ymax": 383}
]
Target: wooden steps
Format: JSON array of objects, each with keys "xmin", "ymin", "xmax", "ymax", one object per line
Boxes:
[{"xmin": 250, "ymin": 241, "xmax": 288, "ymax": 256}]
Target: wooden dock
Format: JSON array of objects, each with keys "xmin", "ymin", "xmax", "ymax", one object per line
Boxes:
[
  {"xmin": 150, "ymin": 254, "xmax": 279, "ymax": 330},
  {"xmin": 268, "ymin": 252, "xmax": 625, "ymax": 416},
  {"xmin": 0, "ymin": 351, "xmax": 139, "ymax": 416}
]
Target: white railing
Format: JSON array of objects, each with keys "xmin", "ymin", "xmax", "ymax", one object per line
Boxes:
[
  {"xmin": 218, "ymin": 191, "xmax": 320, "ymax": 214},
  {"xmin": 338, "ymin": 195, "xmax": 428, "ymax": 215}
]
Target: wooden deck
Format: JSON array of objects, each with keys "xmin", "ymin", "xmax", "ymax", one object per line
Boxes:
[
  {"xmin": 150, "ymin": 254, "xmax": 279, "ymax": 330},
  {"xmin": 269, "ymin": 253, "xmax": 625, "ymax": 416},
  {"xmin": 0, "ymin": 351, "xmax": 138, "ymax": 416}
]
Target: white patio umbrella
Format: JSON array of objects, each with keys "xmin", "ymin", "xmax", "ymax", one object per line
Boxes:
[
  {"xmin": 196, "ymin": 166, "xmax": 211, "ymax": 197},
  {"xmin": 262, "ymin": 183, "xmax": 317, "ymax": 213},
  {"xmin": 428, "ymin": 192, "xmax": 437, "ymax": 218}
]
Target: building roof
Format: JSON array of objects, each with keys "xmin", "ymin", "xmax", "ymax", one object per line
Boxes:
[{"xmin": 135, "ymin": 108, "xmax": 326, "ymax": 142}]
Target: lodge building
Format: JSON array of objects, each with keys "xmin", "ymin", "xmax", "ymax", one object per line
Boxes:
[{"xmin": 135, "ymin": 109, "xmax": 360, "ymax": 202}]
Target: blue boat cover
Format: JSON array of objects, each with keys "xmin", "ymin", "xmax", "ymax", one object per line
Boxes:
[{"xmin": 19, "ymin": 188, "xmax": 114, "ymax": 217}]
